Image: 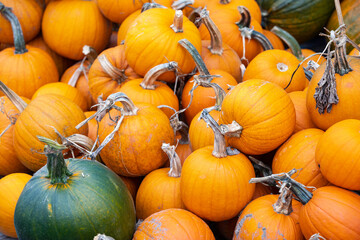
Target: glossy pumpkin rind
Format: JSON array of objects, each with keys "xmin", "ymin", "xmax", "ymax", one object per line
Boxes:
[{"xmin": 14, "ymin": 159, "xmax": 136, "ymax": 240}]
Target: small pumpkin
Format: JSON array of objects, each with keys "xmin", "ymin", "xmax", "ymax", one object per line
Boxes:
[
  {"xmin": 288, "ymin": 91, "xmax": 316, "ymax": 133},
  {"xmin": 14, "ymin": 137, "xmax": 136, "ymax": 240}
]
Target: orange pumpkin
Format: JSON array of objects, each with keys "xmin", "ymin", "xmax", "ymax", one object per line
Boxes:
[
  {"xmin": 273, "ymin": 128, "xmax": 328, "ymax": 190},
  {"xmin": 220, "ymin": 79, "xmax": 295, "ymax": 155},
  {"xmin": 243, "ymin": 49, "xmax": 306, "ymax": 92},
  {"xmin": 88, "ymin": 44, "xmax": 140, "ymax": 102},
  {"xmin": 42, "ymin": 0, "xmax": 112, "ymax": 60},
  {"xmin": 133, "ymin": 209, "xmax": 215, "ymax": 240},
  {"xmin": 263, "ymin": 29, "xmax": 285, "ymax": 50},
  {"xmin": 181, "ymin": 109, "xmax": 255, "ymax": 221},
  {"xmin": 0, "ymin": 0, "xmax": 42, "ymax": 44},
  {"xmin": 117, "ymin": 10, "xmax": 141, "ymax": 44},
  {"xmin": 119, "ymin": 176, "xmax": 142, "ymax": 203},
  {"xmin": 0, "ymin": 173, "xmax": 32, "ymax": 238},
  {"xmin": 136, "ymin": 143, "xmax": 185, "ymax": 220},
  {"xmin": 125, "ymin": 8, "xmax": 202, "ymax": 82},
  {"xmin": 315, "ymin": 119, "xmax": 360, "ymax": 190},
  {"xmin": 251, "ymin": 183, "xmax": 273, "ymax": 200},
  {"xmin": 0, "ymin": 96, "xmax": 30, "ymax": 176}
]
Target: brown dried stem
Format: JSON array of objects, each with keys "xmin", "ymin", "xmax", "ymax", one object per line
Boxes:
[
  {"xmin": 171, "ymin": 10, "xmax": 184, "ymax": 33},
  {"xmin": 98, "ymin": 54, "xmax": 128, "ymax": 85},
  {"xmin": 200, "ymin": 8, "xmax": 223, "ymax": 55},
  {"xmin": 141, "ymin": 62, "xmax": 178, "ymax": 90},
  {"xmin": 161, "ymin": 143, "xmax": 182, "ymax": 178}
]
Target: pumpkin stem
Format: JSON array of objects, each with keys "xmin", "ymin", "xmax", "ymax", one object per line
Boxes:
[
  {"xmin": 98, "ymin": 54, "xmax": 128, "ymax": 85},
  {"xmin": 220, "ymin": 0, "xmax": 231, "ymax": 4},
  {"xmin": 188, "ymin": 7, "xmax": 202, "ymax": 28},
  {"xmin": 171, "ymin": 10, "xmax": 184, "ymax": 33},
  {"xmin": 272, "ymin": 184, "xmax": 293, "ymax": 215},
  {"xmin": 141, "ymin": 62, "xmax": 178, "ymax": 90},
  {"xmin": 248, "ymin": 156, "xmax": 273, "ymax": 178},
  {"xmin": 38, "ymin": 136, "xmax": 73, "ymax": 184},
  {"xmin": 162, "ymin": 106, "xmax": 189, "ymax": 144},
  {"xmin": 0, "ymin": 81, "xmax": 27, "ymax": 112},
  {"xmin": 141, "ymin": 2, "xmax": 167, "ymax": 12},
  {"xmin": 270, "ymin": 26, "xmax": 303, "ymax": 60},
  {"xmin": 161, "ymin": 143, "xmax": 182, "ymax": 178},
  {"xmin": 0, "ymin": 3, "xmax": 27, "ymax": 54},
  {"xmin": 171, "ymin": 0, "xmax": 194, "ymax": 10},
  {"xmin": 199, "ymin": 107, "xmax": 242, "ymax": 158},
  {"xmin": 249, "ymin": 169, "xmax": 313, "ymax": 205},
  {"xmin": 179, "ymin": 39, "xmax": 210, "ymax": 76},
  {"xmin": 200, "ymin": 8, "xmax": 223, "ymax": 55},
  {"xmin": 309, "ymin": 233, "xmax": 327, "ymax": 240},
  {"xmin": 235, "ymin": 6, "xmax": 252, "ymax": 29}
]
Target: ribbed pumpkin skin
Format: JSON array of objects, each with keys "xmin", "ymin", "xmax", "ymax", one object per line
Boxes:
[
  {"xmin": 14, "ymin": 159, "xmax": 136, "ymax": 240},
  {"xmin": 315, "ymin": 119, "xmax": 360, "ymax": 190},
  {"xmin": 306, "ymin": 56, "xmax": 360, "ymax": 130},
  {"xmin": 327, "ymin": 0, "xmax": 360, "ymax": 53},
  {"xmin": 88, "ymin": 45, "xmax": 140, "ymax": 102},
  {"xmin": 42, "ymin": 1, "xmax": 112, "ymax": 60},
  {"xmin": 0, "ymin": 46, "xmax": 59, "ymax": 99},
  {"xmin": 299, "ymin": 186, "xmax": 360, "ymax": 239},
  {"xmin": 125, "ymin": 8, "xmax": 202, "ymax": 82},
  {"xmin": 220, "ymin": 79, "xmax": 296, "ymax": 155},
  {"xmin": 13, "ymin": 95, "xmax": 88, "ymax": 172},
  {"xmin": 181, "ymin": 147, "xmax": 255, "ymax": 222},
  {"xmin": 99, "ymin": 103, "xmax": 175, "ymax": 177},
  {"xmin": 96, "ymin": 0, "xmax": 148, "ymax": 24},
  {"xmin": 0, "ymin": 0, "xmax": 42, "ymax": 44},
  {"xmin": 0, "ymin": 97, "xmax": 29, "ymax": 175},
  {"xmin": 120, "ymin": 79, "xmax": 179, "ymax": 119},
  {"xmin": 233, "ymin": 195, "xmax": 303, "ymax": 240},
  {"xmin": 133, "ymin": 209, "xmax": 215, "ymax": 240},
  {"xmin": 32, "ymin": 82, "xmax": 89, "ymax": 111},
  {"xmin": 258, "ymin": 0, "xmax": 335, "ymax": 43},
  {"xmin": 136, "ymin": 168, "xmax": 185, "ymax": 220},
  {"xmin": 117, "ymin": 10, "xmax": 141, "ymax": 44},
  {"xmin": 273, "ymin": 129, "xmax": 328, "ymax": 189},
  {"xmin": 0, "ymin": 173, "xmax": 32, "ymax": 238},
  {"xmin": 288, "ymin": 91, "xmax": 316, "ymax": 133},
  {"xmin": 243, "ymin": 49, "xmax": 306, "ymax": 92}
]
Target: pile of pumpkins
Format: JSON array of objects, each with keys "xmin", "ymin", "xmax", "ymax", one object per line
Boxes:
[{"xmin": 0, "ymin": 0, "xmax": 360, "ymax": 239}]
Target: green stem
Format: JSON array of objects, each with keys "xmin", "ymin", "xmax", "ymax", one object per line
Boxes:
[
  {"xmin": 271, "ymin": 26, "xmax": 303, "ymax": 60},
  {"xmin": 178, "ymin": 39, "xmax": 210, "ymax": 75},
  {"xmin": 0, "ymin": 3, "xmax": 27, "ymax": 54},
  {"xmin": 250, "ymin": 29, "xmax": 273, "ymax": 50},
  {"xmin": 38, "ymin": 136, "xmax": 72, "ymax": 184}
]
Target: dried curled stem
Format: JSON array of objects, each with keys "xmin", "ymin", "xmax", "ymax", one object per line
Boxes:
[
  {"xmin": 98, "ymin": 54, "xmax": 128, "ymax": 85},
  {"xmin": 200, "ymin": 8, "xmax": 223, "ymax": 55},
  {"xmin": 161, "ymin": 143, "xmax": 182, "ymax": 178},
  {"xmin": 141, "ymin": 62, "xmax": 178, "ymax": 90},
  {"xmin": 171, "ymin": 10, "xmax": 183, "ymax": 33},
  {"xmin": 272, "ymin": 183, "xmax": 293, "ymax": 215}
]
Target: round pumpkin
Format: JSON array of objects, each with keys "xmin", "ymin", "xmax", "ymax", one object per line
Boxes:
[
  {"xmin": 14, "ymin": 137, "xmax": 136, "ymax": 240},
  {"xmin": 0, "ymin": 173, "xmax": 32, "ymax": 238},
  {"xmin": 133, "ymin": 208, "xmax": 215, "ymax": 240},
  {"xmin": 117, "ymin": 10, "xmax": 141, "ymax": 44},
  {"xmin": 42, "ymin": 0, "xmax": 112, "ymax": 60}
]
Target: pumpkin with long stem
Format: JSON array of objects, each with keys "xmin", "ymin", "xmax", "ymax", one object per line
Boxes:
[
  {"xmin": 136, "ymin": 143, "xmax": 185, "ymax": 220},
  {"xmin": 133, "ymin": 209, "xmax": 215, "ymax": 240},
  {"xmin": 306, "ymin": 0, "xmax": 360, "ymax": 130},
  {"xmin": 220, "ymin": 79, "xmax": 295, "ymax": 155},
  {"xmin": 251, "ymin": 170, "xmax": 360, "ymax": 239},
  {"xmin": 0, "ymin": 3, "xmax": 58, "ymax": 99},
  {"xmin": 124, "ymin": 8, "xmax": 202, "ymax": 82},
  {"xmin": 199, "ymin": 8, "xmax": 242, "ymax": 82},
  {"xmin": 119, "ymin": 62, "xmax": 180, "ymax": 118},
  {"xmin": 181, "ymin": 107, "xmax": 255, "ymax": 222},
  {"xmin": 14, "ymin": 136, "xmax": 136, "ymax": 240}
]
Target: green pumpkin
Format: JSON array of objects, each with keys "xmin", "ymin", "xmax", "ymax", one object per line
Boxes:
[
  {"xmin": 14, "ymin": 137, "xmax": 136, "ymax": 240},
  {"xmin": 257, "ymin": 0, "xmax": 335, "ymax": 43}
]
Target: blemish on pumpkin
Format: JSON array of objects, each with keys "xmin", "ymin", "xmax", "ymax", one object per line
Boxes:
[
  {"xmin": 234, "ymin": 214, "xmax": 253, "ymax": 236},
  {"xmin": 345, "ymin": 82, "xmax": 354, "ymax": 88},
  {"xmin": 47, "ymin": 203, "xmax": 53, "ymax": 215},
  {"xmin": 277, "ymin": 63, "xmax": 288, "ymax": 72}
]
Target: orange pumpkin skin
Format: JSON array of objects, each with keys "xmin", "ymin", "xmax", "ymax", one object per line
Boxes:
[
  {"xmin": 0, "ymin": 97, "xmax": 30, "ymax": 175},
  {"xmin": 273, "ymin": 129, "xmax": 328, "ymax": 190},
  {"xmin": 263, "ymin": 30, "xmax": 285, "ymax": 50},
  {"xmin": 136, "ymin": 168, "xmax": 185, "ymax": 220},
  {"xmin": 349, "ymin": 44, "xmax": 360, "ymax": 56},
  {"xmin": 14, "ymin": 95, "xmax": 88, "ymax": 172},
  {"xmin": 0, "ymin": 173, "xmax": 32, "ymax": 238},
  {"xmin": 61, "ymin": 61, "xmax": 94, "ymax": 109},
  {"xmin": 315, "ymin": 119, "xmax": 360, "ymax": 190},
  {"xmin": 299, "ymin": 186, "xmax": 360, "ymax": 239},
  {"xmin": 181, "ymin": 147, "xmax": 255, "ymax": 222},
  {"xmin": 189, "ymin": 109, "xmax": 220, "ymax": 151},
  {"xmin": 42, "ymin": 1, "xmax": 112, "ymax": 60},
  {"xmin": 120, "ymin": 176, "xmax": 142, "ymax": 203},
  {"xmin": 220, "ymin": 79, "xmax": 296, "ymax": 155},
  {"xmin": 119, "ymin": 79, "xmax": 179, "ymax": 119},
  {"xmin": 182, "ymin": 69, "xmax": 237, "ymax": 125},
  {"xmin": 133, "ymin": 208, "xmax": 215, "ymax": 240},
  {"xmin": 233, "ymin": 194, "xmax": 303, "ymax": 240},
  {"xmin": 0, "ymin": 0, "xmax": 42, "ymax": 44},
  {"xmin": 88, "ymin": 45, "xmax": 140, "ymax": 102},
  {"xmin": 243, "ymin": 49, "xmax": 306, "ymax": 92},
  {"xmin": 306, "ymin": 56, "xmax": 360, "ymax": 130},
  {"xmin": 251, "ymin": 183, "xmax": 273, "ymax": 200},
  {"xmin": 201, "ymin": 40, "xmax": 242, "ymax": 82},
  {"xmin": 0, "ymin": 46, "xmax": 59, "ymax": 99},
  {"xmin": 32, "ymin": 82, "xmax": 89, "ymax": 111},
  {"xmin": 96, "ymin": 0, "xmax": 148, "ymax": 24},
  {"xmin": 125, "ymin": 8, "xmax": 202, "ymax": 82},
  {"xmin": 288, "ymin": 91, "xmax": 316, "ymax": 133},
  {"xmin": 84, "ymin": 111, "xmax": 97, "ymax": 142},
  {"xmin": 117, "ymin": 10, "xmax": 141, "ymax": 44},
  {"xmin": 99, "ymin": 103, "xmax": 175, "ymax": 177},
  {"xmin": 175, "ymin": 143, "xmax": 192, "ymax": 165}
]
